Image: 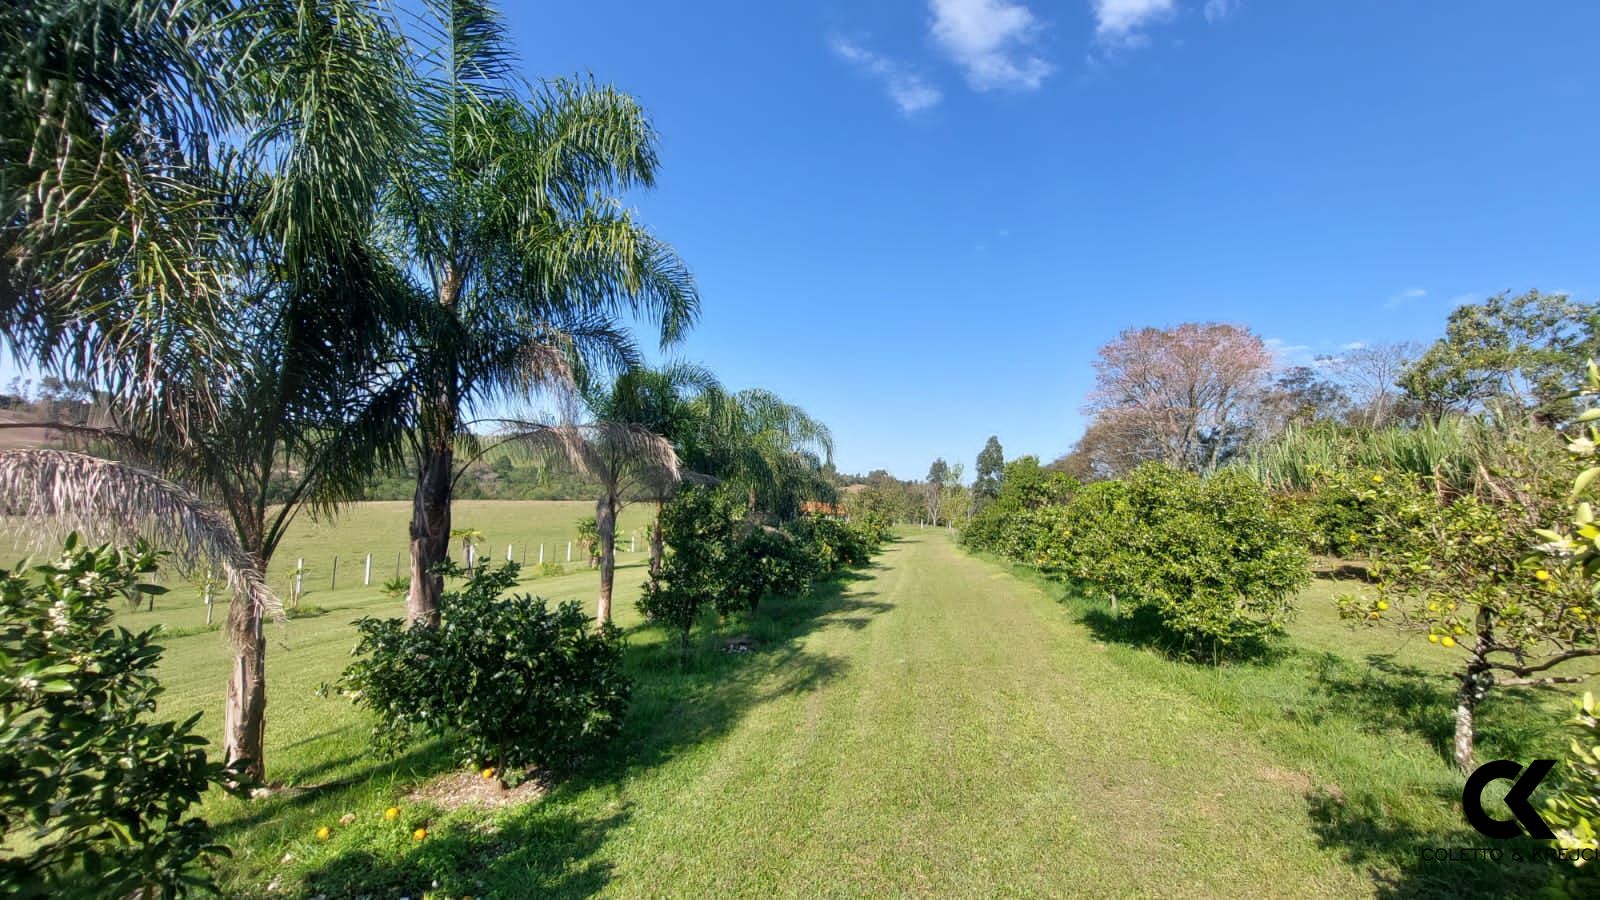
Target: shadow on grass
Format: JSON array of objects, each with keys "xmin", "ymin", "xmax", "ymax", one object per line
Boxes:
[
  {"xmin": 214, "ymin": 739, "xmax": 455, "ymax": 841},
  {"xmin": 1309, "ymin": 653, "xmax": 1564, "ymax": 765},
  {"xmin": 1305, "ymin": 785, "xmax": 1561, "ymax": 899},
  {"xmin": 1071, "ymin": 592, "xmax": 1288, "ymax": 666},
  {"xmin": 281, "ymin": 562, "xmax": 891, "ymax": 896},
  {"xmin": 304, "ymin": 805, "xmax": 631, "ymax": 898}
]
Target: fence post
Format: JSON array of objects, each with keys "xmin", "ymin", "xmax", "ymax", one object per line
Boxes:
[
  {"xmin": 331, "ymin": 556, "xmax": 338, "ymax": 590},
  {"xmin": 395, "ymin": 551, "xmax": 401, "ymax": 580},
  {"xmin": 506, "ymin": 543, "xmax": 513, "ymax": 562},
  {"xmin": 294, "ymin": 558, "xmax": 304, "ymax": 606},
  {"xmin": 630, "ymin": 535, "xmax": 636, "ymax": 553},
  {"xmin": 204, "ymin": 583, "xmax": 214, "ymax": 626},
  {"xmin": 538, "ymin": 544, "xmax": 544, "ymax": 565},
  {"xmin": 566, "ymin": 541, "xmax": 572, "ymax": 562},
  {"xmin": 364, "ymin": 553, "xmax": 371, "ymax": 586}
]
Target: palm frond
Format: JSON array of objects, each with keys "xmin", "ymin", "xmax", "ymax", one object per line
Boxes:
[{"xmin": 0, "ymin": 450, "xmax": 284, "ymax": 643}]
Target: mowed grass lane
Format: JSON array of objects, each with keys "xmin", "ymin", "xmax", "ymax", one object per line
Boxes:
[
  {"xmin": 18, "ymin": 512, "xmax": 1564, "ymax": 895},
  {"xmin": 559, "ymin": 529, "xmax": 1370, "ymax": 898},
  {"xmin": 308, "ymin": 529, "xmax": 1383, "ymax": 898}
]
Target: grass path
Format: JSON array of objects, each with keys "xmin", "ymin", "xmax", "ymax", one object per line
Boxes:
[
  {"xmin": 593, "ymin": 529, "xmax": 1371, "ymax": 897},
  {"xmin": 224, "ymin": 527, "xmax": 1571, "ymax": 896},
  {"xmin": 324, "ymin": 530, "xmax": 1371, "ymax": 898}
]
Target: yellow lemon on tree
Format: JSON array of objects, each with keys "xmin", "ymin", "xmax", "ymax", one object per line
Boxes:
[
  {"xmin": 1376, "ymin": 600, "xmax": 1389, "ymax": 611},
  {"xmin": 1428, "ymin": 634, "xmax": 1440, "ymax": 644},
  {"xmin": 1535, "ymin": 569, "xmax": 1552, "ymax": 582},
  {"xmin": 1441, "ymin": 636, "xmax": 1457, "ymax": 648}
]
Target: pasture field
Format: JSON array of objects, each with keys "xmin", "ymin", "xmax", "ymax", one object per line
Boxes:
[{"xmin": 8, "ymin": 509, "xmax": 1583, "ymax": 897}]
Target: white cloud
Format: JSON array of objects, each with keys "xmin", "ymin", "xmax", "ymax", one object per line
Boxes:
[
  {"xmin": 1264, "ymin": 337, "xmax": 1313, "ymax": 366},
  {"xmin": 1340, "ymin": 341, "xmax": 1367, "ymax": 351},
  {"xmin": 831, "ymin": 38, "xmax": 943, "ymax": 115},
  {"xmin": 1385, "ymin": 287, "xmax": 1427, "ymax": 308},
  {"xmin": 1203, "ymin": 0, "xmax": 1239, "ymax": 24},
  {"xmin": 1091, "ymin": 0, "xmax": 1175, "ymax": 44},
  {"xmin": 929, "ymin": 0, "xmax": 1053, "ymax": 90}
]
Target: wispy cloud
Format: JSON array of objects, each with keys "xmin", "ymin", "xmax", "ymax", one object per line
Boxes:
[
  {"xmin": 1091, "ymin": 0, "xmax": 1176, "ymax": 45},
  {"xmin": 831, "ymin": 38, "xmax": 943, "ymax": 115},
  {"xmin": 929, "ymin": 0, "xmax": 1053, "ymax": 90},
  {"xmin": 1203, "ymin": 0, "xmax": 1240, "ymax": 24},
  {"xmin": 1385, "ymin": 287, "xmax": 1427, "ymax": 308},
  {"xmin": 1264, "ymin": 337, "xmax": 1314, "ymax": 366},
  {"xmin": 1340, "ymin": 341, "xmax": 1367, "ymax": 351}
]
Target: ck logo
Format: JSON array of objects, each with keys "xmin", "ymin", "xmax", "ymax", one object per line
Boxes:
[{"xmin": 1462, "ymin": 759, "xmax": 1557, "ymax": 840}]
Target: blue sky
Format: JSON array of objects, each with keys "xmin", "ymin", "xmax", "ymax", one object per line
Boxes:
[
  {"xmin": 498, "ymin": 0, "xmax": 1600, "ymax": 479},
  {"xmin": 7, "ymin": 1, "xmax": 1597, "ymax": 481}
]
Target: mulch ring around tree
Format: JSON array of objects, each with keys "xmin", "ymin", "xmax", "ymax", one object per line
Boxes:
[{"xmin": 405, "ymin": 768, "xmax": 551, "ymax": 811}]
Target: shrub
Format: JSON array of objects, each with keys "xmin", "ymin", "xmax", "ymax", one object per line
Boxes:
[
  {"xmin": 1293, "ymin": 468, "xmax": 1414, "ymax": 557},
  {"xmin": 537, "ymin": 561, "xmax": 566, "ymax": 578},
  {"xmin": 575, "ymin": 516, "xmax": 600, "ymax": 568},
  {"xmin": 638, "ymin": 486, "xmax": 743, "ymax": 651},
  {"xmin": 641, "ymin": 487, "xmax": 884, "ymax": 654},
  {"xmin": 788, "ymin": 514, "xmax": 872, "ymax": 576},
  {"xmin": 963, "ymin": 457, "xmax": 1077, "ymax": 557},
  {"xmin": 1113, "ymin": 465, "xmax": 1309, "ymax": 657},
  {"xmin": 339, "ymin": 563, "xmax": 629, "ymax": 779},
  {"xmin": 0, "ymin": 537, "xmax": 241, "ymax": 896},
  {"xmin": 380, "ymin": 575, "xmax": 409, "ymax": 599},
  {"xmin": 969, "ymin": 461, "xmax": 1307, "ymax": 659}
]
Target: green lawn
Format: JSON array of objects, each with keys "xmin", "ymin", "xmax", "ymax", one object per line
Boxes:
[{"xmin": 15, "ymin": 513, "xmax": 1588, "ymax": 896}]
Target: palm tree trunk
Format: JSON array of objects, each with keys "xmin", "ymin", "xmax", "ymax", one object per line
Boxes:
[
  {"xmin": 407, "ymin": 443, "xmax": 452, "ymax": 628},
  {"xmin": 223, "ymin": 611, "xmax": 267, "ymax": 784},
  {"xmin": 596, "ymin": 491, "xmax": 618, "ymax": 624},
  {"xmin": 649, "ymin": 501, "xmax": 664, "ymax": 587}
]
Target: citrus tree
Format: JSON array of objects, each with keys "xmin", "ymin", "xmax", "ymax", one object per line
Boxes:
[{"xmin": 1340, "ymin": 415, "xmax": 1597, "ymax": 770}]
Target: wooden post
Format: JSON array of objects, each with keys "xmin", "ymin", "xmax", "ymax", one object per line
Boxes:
[
  {"xmin": 566, "ymin": 541, "xmax": 572, "ymax": 562},
  {"xmin": 631, "ymin": 535, "xmax": 636, "ymax": 553},
  {"xmin": 331, "ymin": 556, "xmax": 338, "ymax": 590},
  {"xmin": 364, "ymin": 553, "xmax": 372, "ymax": 586},
  {"xmin": 294, "ymin": 558, "xmax": 304, "ymax": 606},
  {"xmin": 204, "ymin": 583, "xmax": 214, "ymax": 626},
  {"xmin": 394, "ymin": 551, "xmax": 401, "ymax": 580},
  {"xmin": 506, "ymin": 543, "xmax": 513, "ymax": 562},
  {"xmin": 538, "ymin": 544, "xmax": 544, "ymax": 565}
]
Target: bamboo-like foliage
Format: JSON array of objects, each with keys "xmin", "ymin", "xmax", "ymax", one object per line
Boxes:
[
  {"xmin": 1242, "ymin": 416, "xmax": 1564, "ymax": 499},
  {"xmin": 0, "ymin": 449, "xmax": 283, "ymax": 635}
]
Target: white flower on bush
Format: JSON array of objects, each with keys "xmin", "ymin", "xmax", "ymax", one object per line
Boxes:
[{"xmin": 44, "ymin": 600, "xmax": 70, "ymax": 637}]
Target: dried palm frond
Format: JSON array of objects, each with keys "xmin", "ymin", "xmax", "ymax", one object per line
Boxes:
[{"xmin": 0, "ymin": 449, "xmax": 284, "ymax": 641}]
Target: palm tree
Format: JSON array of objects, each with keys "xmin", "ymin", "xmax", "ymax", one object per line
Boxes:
[
  {"xmin": 381, "ymin": 0, "xmax": 697, "ymax": 628},
  {"xmin": 536, "ymin": 365, "xmax": 721, "ymax": 623},
  {"xmin": 1, "ymin": 0, "xmax": 414, "ymax": 783},
  {"xmin": 1, "ymin": 0, "xmax": 241, "ymax": 435},
  {"xmin": 686, "ymin": 389, "xmax": 836, "ymax": 520},
  {"xmin": 451, "ymin": 526, "xmax": 486, "ymax": 573}
]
